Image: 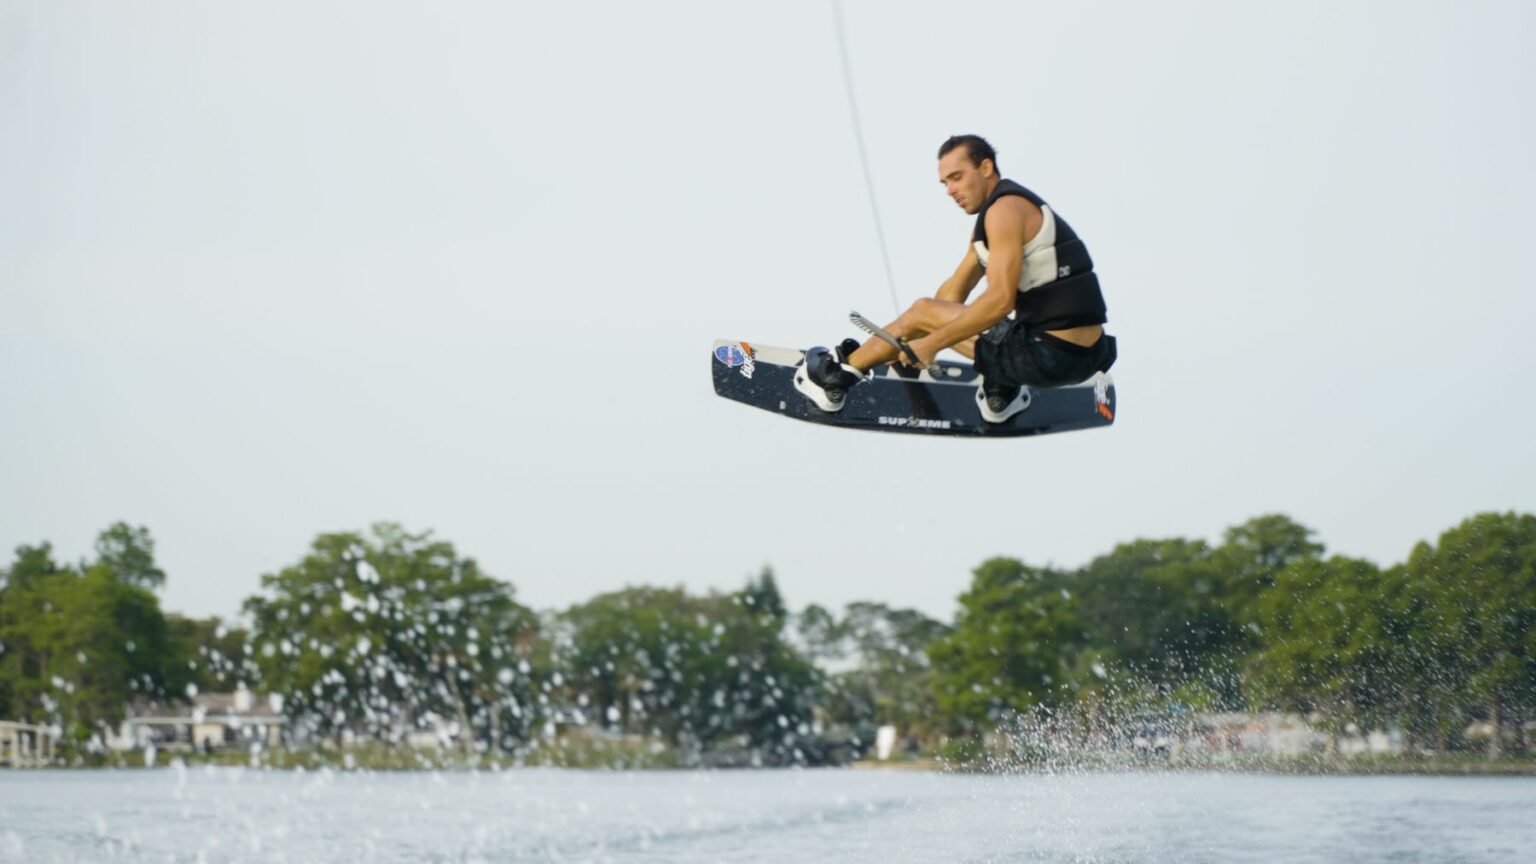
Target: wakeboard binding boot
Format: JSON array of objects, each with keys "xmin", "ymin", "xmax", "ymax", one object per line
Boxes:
[
  {"xmin": 794, "ymin": 340, "xmax": 867, "ymax": 412},
  {"xmin": 976, "ymin": 378, "xmax": 1032, "ymax": 424}
]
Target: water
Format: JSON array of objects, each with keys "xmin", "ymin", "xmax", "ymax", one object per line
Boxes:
[{"xmin": 1, "ymin": 767, "xmax": 1532, "ymax": 863}]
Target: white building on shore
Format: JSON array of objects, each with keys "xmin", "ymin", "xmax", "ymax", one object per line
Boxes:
[{"xmin": 110, "ymin": 687, "xmax": 286, "ymax": 753}]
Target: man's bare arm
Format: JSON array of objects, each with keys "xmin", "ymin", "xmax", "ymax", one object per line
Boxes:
[
  {"xmin": 934, "ymin": 242, "xmax": 984, "ymax": 304},
  {"xmin": 913, "ymin": 199, "xmax": 1027, "ymax": 355}
]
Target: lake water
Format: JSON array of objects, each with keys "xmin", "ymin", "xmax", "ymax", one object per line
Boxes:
[{"xmin": 1, "ymin": 767, "xmax": 1532, "ymax": 863}]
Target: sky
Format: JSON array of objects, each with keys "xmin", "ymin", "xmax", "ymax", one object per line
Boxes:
[{"xmin": 2, "ymin": 1, "xmax": 1533, "ymax": 624}]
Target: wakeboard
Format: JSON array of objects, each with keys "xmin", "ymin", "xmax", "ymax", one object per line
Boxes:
[{"xmin": 711, "ymin": 340, "xmax": 1116, "ymax": 438}]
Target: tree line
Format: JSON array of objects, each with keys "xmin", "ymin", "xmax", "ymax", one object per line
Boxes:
[{"xmin": 1, "ymin": 512, "xmax": 1532, "ymax": 763}]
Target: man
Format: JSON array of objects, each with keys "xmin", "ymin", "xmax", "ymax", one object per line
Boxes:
[{"xmin": 794, "ymin": 134, "xmax": 1116, "ymax": 423}]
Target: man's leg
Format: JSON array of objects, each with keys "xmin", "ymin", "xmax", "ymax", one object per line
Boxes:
[
  {"xmin": 972, "ymin": 323, "xmax": 1031, "ymax": 423},
  {"xmin": 846, "ymin": 298, "xmax": 970, "ymax": 370}
]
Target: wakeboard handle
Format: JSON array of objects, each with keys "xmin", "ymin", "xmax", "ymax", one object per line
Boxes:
[{"xmin": 849, "ymin": 311, "xmax": 944, "ymax": 377}]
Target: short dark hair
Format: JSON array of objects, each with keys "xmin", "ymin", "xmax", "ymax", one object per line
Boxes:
[{"xmin": 938, "ymin": 134, "xmax": 998, "ymax": 172}]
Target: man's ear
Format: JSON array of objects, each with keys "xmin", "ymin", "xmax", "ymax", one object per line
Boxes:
[{"xmin": 982, "ymin": 158, "xmax": 996, "ymax": 178}]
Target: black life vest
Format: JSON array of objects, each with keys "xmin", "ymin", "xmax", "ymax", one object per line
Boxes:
[{"xmin": 972, "ymin": 179, "xmax": 1107, "ymax": 330}]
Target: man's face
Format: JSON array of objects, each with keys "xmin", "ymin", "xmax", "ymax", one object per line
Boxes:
[{"xmin": 938, "ymin": 148, "xmax": 993, "ymax": 215}]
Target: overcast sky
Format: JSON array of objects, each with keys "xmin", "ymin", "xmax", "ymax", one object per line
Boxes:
[{"xmin": 2, "ymin": 1, "xmax": 1533, "ymax": 623}]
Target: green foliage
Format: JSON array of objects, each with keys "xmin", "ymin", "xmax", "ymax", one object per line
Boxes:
[
  {"xmin": 1212, "ymin": 514, "xmax": 1326, "ymax": 631},
  {"xmin": 738, "ymin": 568, "xmax": 787, "ymax": 623},
  {"xmin": 2, "ymin": 542, "xmax": 65, "ymax": 591},
  {"xmin": 559, "ymin": 569, "xmax": 820, "ymax": 763},
  {"xmin": 560, "ymin": 585, "xmax": 717, "ymax": 742},
  {"xmin": 807, "ymin": 601, "xmax": 950, "ymax": 738},
  {"xmin": 1071, "ymin": 538, "xmax": 1236, "ymax": 692},
  {"xmin": 1248, "ymin": 556, "xmax": 1407, "ymax": 730},
  {"xmin": 165, "ymin": 615, "xmax": 252, "ymax": 695},
  {"xmin": 0, "ymin": 543, "xmax": 71, "ymax": 722},
  {"xmin": 927, "ymin": 558, "xmax": 1084, "ymax": 729},
  {"xmin": 0, "ymin": 536, "xmax": 175, "ymax": 745},
  {"xmin": 93, "ymin": 522, "xmax": 167, "ymax": 591},
  {"xmin": 242, "ymin": 523, "xmax": 541, "ymax": 752},
  {"xmin": 5, "ymin": 510, "xmax": 1536, "ymax": 767},
  {"xmin": 793, "ymin": 603, "xmax": 844, "ymax": 665},
  {"xmin": 935, "ymin": 735, "xmax": 986, "ymax": 766},
  {"xmin": 1398, "ymin": 512, "xmax": 1536, "ymax": 755}
]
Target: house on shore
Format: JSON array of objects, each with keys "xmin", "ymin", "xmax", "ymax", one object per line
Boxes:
[{"xmin": 110, "ymin": 687, "xmax": 286, "ymax": 753}]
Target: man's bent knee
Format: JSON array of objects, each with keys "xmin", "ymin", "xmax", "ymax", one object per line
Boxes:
[
  {"xmin": 910, "ymin": 297, "xmax": 965, "ymax": 330},
  {"xmin": 909, "ymin": 297, "xmax": 939, "ymax": 320},
  {"xmin": 893, "ymin": 300, "xmax": 932, "ymax": 334}
]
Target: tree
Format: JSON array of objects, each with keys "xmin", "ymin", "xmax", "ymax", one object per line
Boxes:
[
  {"xmin": 0, "ymin": 541, "xmax": 175, "ymax": 747},
  {"xmin": 816, "ymin": 601, "xmax": 949, "ymax": 740},
  {"xmin": 1, "ymin": 542, "xmax": 63, "ymax": 591},
  {"xmin": 739, "ymin": 568, "xmax": 787, "ymax": 623},
  {"xmin": 562, "ymin": 586, "xmax": 710, "ymax": 742},
  {"xmin": 243, "ymin": 523, "xmax": 542, "ymax": 753},
  {"xmin": 793, "ymin": 603, "xmax": 847, "ymax": 666},
  {"xmin": 165, "ymin": 615, "xmax": 252, "ymax": 696},
  {"xmin": 1071, "ymin": 538, "xmax": 1238, "ymax": 698},
  {"xmin": 1212, "ymin": 514, "xmax": 1325, "ymax": 629},
  {"xmin": 928, "ymin": 557, "xmax": 1084, "ymax": 730},
  {"xmin": 561, "ymin": 573, "xmax": 821, "ymax": 763},
  {"xmin": 1247, "ymin": 556, "xmax": 1407, "ymax": 734},
  {"xmin": 93, "ymin": 522, "xmax": 167, "ymax": 591},
  {"xmin": 1401, "ymin": 512, "xmax": 1536, "ymax": 759},
  {"xmin": 0, "ymin": 543, "xmax": 68, "ymax": 721}
]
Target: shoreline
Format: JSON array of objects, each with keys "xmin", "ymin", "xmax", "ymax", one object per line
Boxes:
[
  {"xmin": 13, "ymin": 753, "xmax": 1536, "ymax": 776},
  {"xmin": 854, "ymin": 756, "xmax": 1536, "ymax": 777}
]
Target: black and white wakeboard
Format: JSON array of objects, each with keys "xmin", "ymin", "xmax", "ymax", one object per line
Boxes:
[{"xmin": 711, "ymin": 340, "xmax": 1116, "ymax": 438}]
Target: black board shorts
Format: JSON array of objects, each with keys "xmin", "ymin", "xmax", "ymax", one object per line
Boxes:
[{"xmin": 974, "ymin": 319, "xmax": 1117, "ymax": 389}]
